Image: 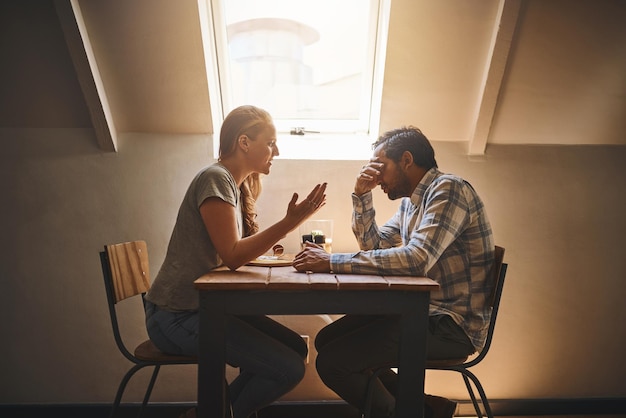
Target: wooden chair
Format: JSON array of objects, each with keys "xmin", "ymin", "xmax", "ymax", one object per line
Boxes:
[
  {"xmin": 100, "ymin": 240, "xmax": 197, "ymax": 418},
  {"xmin": 363, "ymin": 246, "xmax": 508, "ymax": 418}
]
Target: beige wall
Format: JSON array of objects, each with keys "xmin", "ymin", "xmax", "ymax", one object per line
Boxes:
[
  {"xmin": 2, "ymin": 126, "xmax": 625, "ymax": 403},
  {"xmin": 1, "ymin": 0, "xmax": 625, "ymax": 406}
]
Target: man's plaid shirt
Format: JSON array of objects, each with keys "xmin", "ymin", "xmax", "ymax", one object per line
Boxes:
[{"xmin": 330, "ymin": 167, "xmax": 495, "ymax": 351}]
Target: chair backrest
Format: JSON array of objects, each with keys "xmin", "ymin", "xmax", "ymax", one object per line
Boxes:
[
  {"xmin": 489, "ymin": 245, "xmax": 506, "ymax": 308},
  {"xmin": 104, "ymin": 240, "xmax": 151, "ymax": 303},
  {"xmin": 467, "ymin": 245, "xmax": 507, "ymax": 366},
  {"xmin": 100, "ymin": 240, "xmax": 151, "ymax": 362}
]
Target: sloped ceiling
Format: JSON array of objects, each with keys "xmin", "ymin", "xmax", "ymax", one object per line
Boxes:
[{"xmin": 1, "ymin": 0, "xmax": 625, "ymax": 153}]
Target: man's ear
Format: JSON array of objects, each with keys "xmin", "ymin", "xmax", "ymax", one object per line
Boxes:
[
  {"xmin": 238, "ymin": 135, "xmax": 249, "ymax": 152},
  {"xmin": 401, "ymin": 150, "xmax": 414, "ymax": 170}
]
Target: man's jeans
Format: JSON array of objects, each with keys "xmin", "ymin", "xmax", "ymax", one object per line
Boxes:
[{"xmin": 315, "ymin": 314, "xmax": 475, "ymax": 418}]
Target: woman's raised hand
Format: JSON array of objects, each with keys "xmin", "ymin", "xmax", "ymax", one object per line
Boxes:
[{"xmin": 286, "ymin": 182, "xmax": 327, "ymax": 224}]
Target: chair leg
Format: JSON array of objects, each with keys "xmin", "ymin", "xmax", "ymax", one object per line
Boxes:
[
  {"xmin": 137, "ymin": 365, "xmax": 161, "ymax": 418},
  {"xmin": 461, "ymin": 374, "xmax": 483, "ymax": 418},
  {"xmin": 109, "ymin": 363, "xmax": 149, "ymax": 418},
  {"xmin": 461, "ymin": 369, "xmax": 493, "ymax": 418}
]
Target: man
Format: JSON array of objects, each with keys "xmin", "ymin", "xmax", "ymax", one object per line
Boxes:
[{"xmin": 293, "ymin": 126, "xmax": 495, "ymax": 418}]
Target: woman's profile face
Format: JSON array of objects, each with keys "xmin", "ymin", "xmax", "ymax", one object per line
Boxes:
[{"xmin": 247, "ymin": 123, "xmax": 279, "ymax": 175}]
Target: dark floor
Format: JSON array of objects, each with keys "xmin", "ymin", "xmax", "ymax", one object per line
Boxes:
[{"xmin": 2, "ymin": 402, "xmax": 625, "ymax": 418}]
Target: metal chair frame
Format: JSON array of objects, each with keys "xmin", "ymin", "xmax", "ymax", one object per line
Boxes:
[
  {"xmin": 100, "ymin": 241, "xmax": 197, "ymax": 418},
  {"xmin": 363, "ymin": 246, "xmax": 508, "ymax": 418}
]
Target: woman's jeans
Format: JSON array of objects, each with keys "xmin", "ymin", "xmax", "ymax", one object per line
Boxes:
[
  {"xmin": 145, "ymin": 301, "xmax": 307, "ymax": 418},
  {"xmin": 315, "ymin": 314, "xmax": 476, "ymax": 418}
]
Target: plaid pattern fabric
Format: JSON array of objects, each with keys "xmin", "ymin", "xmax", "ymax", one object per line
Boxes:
[{"xmin": 330, "ymin": 168, "xmax": 495, "ymax": 351}]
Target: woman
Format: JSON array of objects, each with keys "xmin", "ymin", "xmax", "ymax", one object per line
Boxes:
[{"xmin": 145, "ymin": 105, "xmax": 327, "ymax": 418}]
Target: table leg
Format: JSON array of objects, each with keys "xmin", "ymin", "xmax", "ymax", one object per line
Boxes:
[
  {"xmin": 395, "ymin": 292, "xmax": 430, "ymax": 418},
  {"xmin": 198, "ymin": 295, "xmax": 227, "ymax": 418}
]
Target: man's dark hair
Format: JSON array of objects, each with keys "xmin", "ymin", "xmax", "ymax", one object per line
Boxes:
[{"xmin": 372, "ymin": 126, "xmax": 438, "ymax": 169}]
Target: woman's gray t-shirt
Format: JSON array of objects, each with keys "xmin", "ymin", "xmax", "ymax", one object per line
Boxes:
[{"xmin": 145, "ymin": 163, "xmax": 241, "ymax": 311}]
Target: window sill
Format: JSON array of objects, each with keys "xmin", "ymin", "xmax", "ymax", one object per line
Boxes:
[{"xmin": 273, "ymin": 133, "xmax": 375, "ymax": 161}]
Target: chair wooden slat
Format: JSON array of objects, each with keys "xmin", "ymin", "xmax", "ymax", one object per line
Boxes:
[
  {"xmin": 106, "ymin": 240, "xmax": 150, "ymax": 303},
  {"xmin": 134, "ymin": 340, "xmax": 197, "ymax": 362}
]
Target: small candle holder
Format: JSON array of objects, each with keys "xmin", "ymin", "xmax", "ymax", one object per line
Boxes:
[{"xmin": 299, "ymin": 220, "xmax": 333, "ymax": 253}]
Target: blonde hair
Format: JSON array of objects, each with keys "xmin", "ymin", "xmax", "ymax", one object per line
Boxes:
[{"xmin": 219, "ymin": 105, "xmax": 273, "ymax": 236}]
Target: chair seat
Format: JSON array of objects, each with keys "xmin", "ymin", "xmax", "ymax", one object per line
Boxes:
[
  {"xmin": 426, "ymin": 357, "xmax": 469, "ymax": 367},
  {"xmin": 134, "ymin": 339, "xmax": 197, "ymax": 362}
]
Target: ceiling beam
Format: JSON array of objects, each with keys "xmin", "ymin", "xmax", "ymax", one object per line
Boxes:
[
  {"xmin": 54, "ymin": 0, "xmax": 117, "ymax": 152},
  {"xmin": 468, "ymin": 0, "xmax": 522, "ymax": 156}
]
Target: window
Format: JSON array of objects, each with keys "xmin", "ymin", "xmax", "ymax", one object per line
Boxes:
[{"xmin": 199, "ymin": 0, "xmax": 390, "ymax": 160}]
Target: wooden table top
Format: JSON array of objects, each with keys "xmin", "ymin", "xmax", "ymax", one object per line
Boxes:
[{"xmin": 194, "ymin": 265, "xmax": 439, "ymax": 292}]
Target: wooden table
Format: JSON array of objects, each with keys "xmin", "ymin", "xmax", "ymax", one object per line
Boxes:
[{"xmin": 194, "ymin": 265, "xmax": 439, "ymax": 418}]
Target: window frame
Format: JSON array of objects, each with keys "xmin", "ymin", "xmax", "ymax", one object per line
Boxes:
[{"xmin": 198, "ymin": 0, "xmax": 391, "ymax": 160}]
